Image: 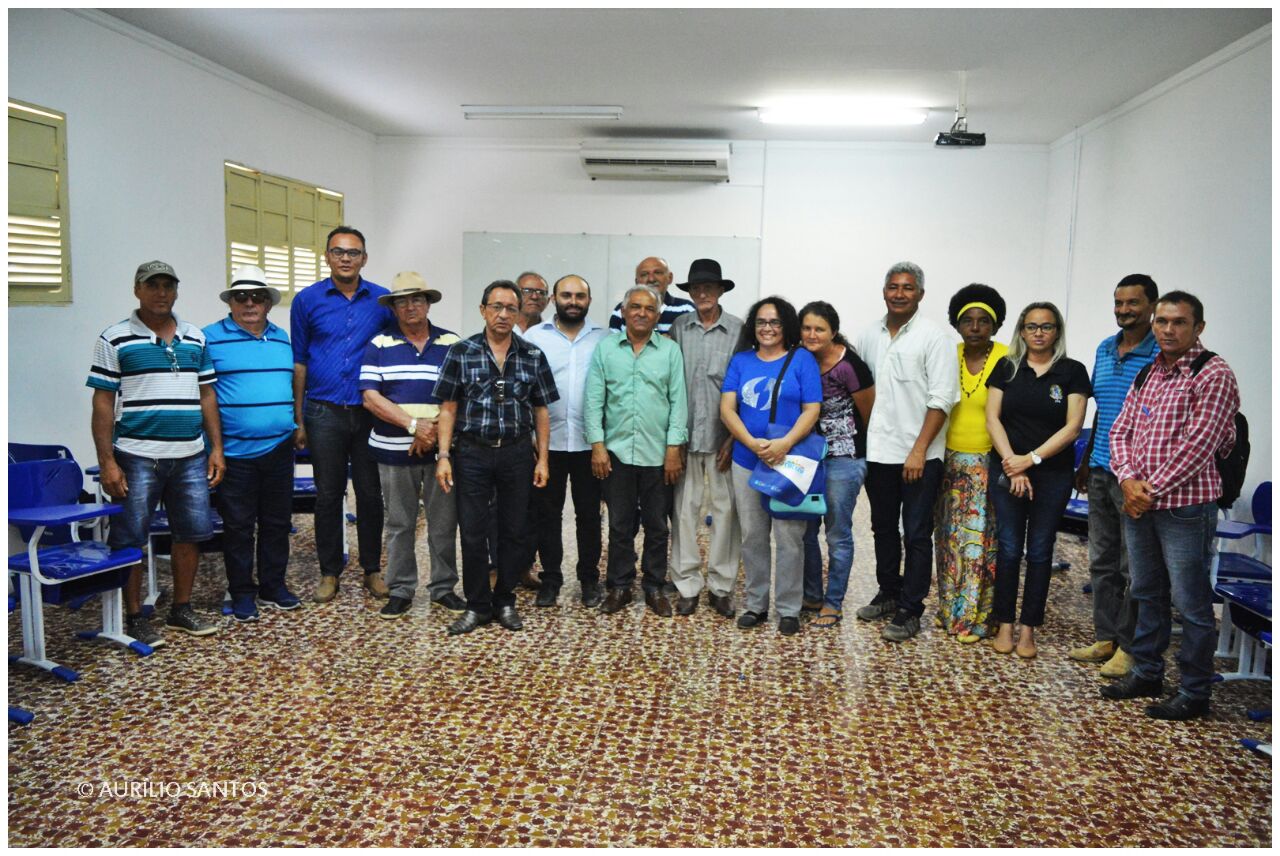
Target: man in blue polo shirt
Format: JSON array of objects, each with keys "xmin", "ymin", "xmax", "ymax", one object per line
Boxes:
[
  {"xmin": 205, "ymin": 265, "xmax": 301, "ymax": 622},
  {"xmin": 291, "ymin": 226, "xmax": 392, "ymax": 605},
  {"xmin": 359, "ymin": 272, "xmax": 465, "ymax": 620},
  {"xmin": 1068, "ymin": 273, "xmax": 1159, "ymax": 678},
  {"xmin": 88, "ymin": 260, "xmax": 224, "ymax": 647}
]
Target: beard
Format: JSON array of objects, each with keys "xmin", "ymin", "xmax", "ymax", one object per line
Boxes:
[{"xmin": 556, "ymin": 303, "xmax": 586, "ymax": 323}]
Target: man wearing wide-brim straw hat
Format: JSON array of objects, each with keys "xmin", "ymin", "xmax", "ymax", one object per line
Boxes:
[
  {"xmin": 205, "ymin": 264, "xmax": 301, "ymax": 621},
  {"xmin": 360, "ymin": 272, "xmax": 466, "ymax": 620}
]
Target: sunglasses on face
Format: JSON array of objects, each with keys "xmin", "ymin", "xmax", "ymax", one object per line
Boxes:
[{"xmin": 231, "ymin": 291, "xmax": 271, "ymax": 304}]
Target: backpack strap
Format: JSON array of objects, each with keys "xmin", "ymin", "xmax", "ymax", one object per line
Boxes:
[{"xmin": 768, "ymin": 348, "xmax": 799, "ymax": 422}]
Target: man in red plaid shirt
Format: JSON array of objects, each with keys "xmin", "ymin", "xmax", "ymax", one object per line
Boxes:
[{"xmin": 1100, "ymin": 291, "xmax": 1240, "ymax": 721}]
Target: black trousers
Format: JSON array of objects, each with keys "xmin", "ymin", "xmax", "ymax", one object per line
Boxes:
[
  {"xmin": 604, "ymin": 455, "xmax": 668, "ymax": 593},
  {"xmin": 531, "ymin": 450, "xmax": 602, "ymax": 588},
  {"xmin": 864, "ymin": 459, "xmax": 944, "ymax": 618},
  {"xmin": 455, "ymin": 435, "xmax": 533, "ymax": 617}
]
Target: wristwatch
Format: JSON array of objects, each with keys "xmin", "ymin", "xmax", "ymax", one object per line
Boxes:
[
  {"xmin": 1029, "ymin": 451, "xmax": 1043, "ymax": 466},
  {"xmin": 407, "ymin": 418, "xmax": 419, "ymax": 436}
]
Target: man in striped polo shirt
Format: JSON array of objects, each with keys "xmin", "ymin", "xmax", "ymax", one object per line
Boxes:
[
  {"xmin": 88, "ymin": 260, "xmax": 224, "ymax": 646},
  {"xmin": 1068, "ymin": 274, "xmax": 1158, "ymax": 678},
  {"xmin": 204, "ymin": 265, "xmax": 301, "ymax": 623},
  {"xmin": 359, "ymin": 272, "xmax": 465, "ymax": 620}
]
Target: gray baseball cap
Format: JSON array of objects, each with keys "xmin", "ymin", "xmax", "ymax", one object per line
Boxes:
[{"xmin": 134, "ymin": 260, "xmax": 180, "ymax": 284}]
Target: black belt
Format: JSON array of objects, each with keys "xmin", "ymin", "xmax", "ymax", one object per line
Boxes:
[
  {"xmin": 312, "ymin": 399, "xmax": 364, "ymax": 411},
  {"xmin": 456, "ymin": 432, "xmax": 530, "ymax": 449}
]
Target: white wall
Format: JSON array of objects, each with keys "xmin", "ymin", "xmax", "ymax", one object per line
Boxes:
[
  {"xmin": 7, "ymin": 10, "xmax": 377, "ymax": 465},
  {"xmin": 1043, "ymin": 30, "xmax": 1272, "ymax": 510},
  {"xmin": 374, "ymin": 139, "xmax": 1051, "ymax": 343}
]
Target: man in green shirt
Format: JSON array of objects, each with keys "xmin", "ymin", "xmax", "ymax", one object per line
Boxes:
[{"xmin": 585, "ymin": 284, "xmax": 688, "ymax": 617}]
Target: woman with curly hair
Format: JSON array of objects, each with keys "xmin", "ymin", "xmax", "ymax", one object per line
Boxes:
[{"xmin": 934, "ymin": 284, "xmax": 1008, "ymax": 642}]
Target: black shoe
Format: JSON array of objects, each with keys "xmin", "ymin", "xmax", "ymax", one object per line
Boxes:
[
  {"xmin": 855, "ymin": 593, "xmax": 897, "ymax": 621},
  {"xmin": 126, "ymin": 614, "xmax": 166, "ymax": 649},
  {"xmin": 675, "ymin": 595, "xmax": 699, "ymax": 616},
  {"xmin": 379, "ymin": 596, "xmax": 412, "ymax": 620},
  {"xmin": 661, "ymin": 581, "xmax": 679, "ymax": 597},
  {"xmin": 601, "ymin": 588, "xmax": 633, "ymax": 615},
  {"xmin": 779, "ymin": 616, "xmax": 801, "ymax": 636},
  {"xmin": 645, "ymin": 590, "xmax": 673, "ymax": 618},
  {"xmin": 580, "ymin": 581, "xmax": 604, "ymax": 608},
  {"xmin": 708, "ymin": 592, "xmax": 735, "ymax": 619},
  {"xmin": 496, "ymin": 605, "xmax": 524, "ymax": 631},
  {"xmin": 1146, "ymin": 692, "xmax": 1211, "ymax": 721},
  {"xmin": 535, "ymin": 586, "xmax": 559, "ymax": 608},
  {"xmin": 447, "ymin": 610, "xmax": 491, "ymax": 636},
  {"xmin": 165, "ymin": 604, "xmax": 218, "ymax": 637},
  {"xmin": 1100, "ymin": 672, "xmax": 1164, "ymax": 700},
  {"xmin": 430, "ymin": 592, "xmax": 467, "ymax": 614},
  {"xmin": 737, "ymin": 610, "xmax": 768, "ymax": 629}
]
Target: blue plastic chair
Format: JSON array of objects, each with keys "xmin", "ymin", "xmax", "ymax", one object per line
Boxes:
[
  {"xmin": 1062, "ymin": 428, "xmax": 1091, "ymax": 525},
  {"xmin": 8, "ymin": 459, "xmax": 153, "ymax": 681}
]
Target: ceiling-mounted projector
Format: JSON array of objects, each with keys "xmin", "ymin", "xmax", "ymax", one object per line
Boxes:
[{"xmin": 936, "ymin": 70, "xmax": 985, "ymax": 147}]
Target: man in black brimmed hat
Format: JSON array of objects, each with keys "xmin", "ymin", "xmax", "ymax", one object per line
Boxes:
[{"xmin": 669, "ymin": 259, "xmax": 744, "ymax": 618}]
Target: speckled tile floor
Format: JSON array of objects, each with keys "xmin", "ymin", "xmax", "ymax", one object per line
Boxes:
[{"xmin": 8, "ymin": 500, "xmax": 1272, "ymax": 846}]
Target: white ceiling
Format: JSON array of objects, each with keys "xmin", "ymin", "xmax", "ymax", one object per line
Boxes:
[{"xmin": 103, "ymin": 7, "xmax": 1271, "ymax": 144}]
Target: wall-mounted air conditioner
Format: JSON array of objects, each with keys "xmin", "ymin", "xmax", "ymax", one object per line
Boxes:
[{"xmin": 579, "ymin": 141, "xmax": 731, "ymax": 182}]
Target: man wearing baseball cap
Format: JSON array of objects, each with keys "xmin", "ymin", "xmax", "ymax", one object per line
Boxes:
[
  {"xmin": 359, "ymin": 272, "xmax": 465, "ymax": 620},
  {"xmin": 204, "ymin": 265, "xmax": 301, "ymax": 622},
  {"xmin": 87, "ymin": 260, "xmax": 225, "ymax": 646}
]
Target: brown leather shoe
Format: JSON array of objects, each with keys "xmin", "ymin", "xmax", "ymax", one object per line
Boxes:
[
  {"xmin": 708, "ymin": 592, "xmax": 736, "ymax": 619},
  {"xmin": 645, "ymin": 590, "xmax": 673, "ymax": 618},
  {"xmin": 518, "ymin": 566, "xmax": 540, "ymax": 590},
  {"xmin": 600, "ymin": 587, "xmax": 633, "ymax": 615},
  {"xmin": 363, "ymin": 571, "xmax": 390, "ymax": 599},
  {"xmin": 313, "ymin": 575, "xmax": 339, "ymax": 604},
  {"xmin": 675, "ymin": 595, "xmax": 698, "ymax": 616}
]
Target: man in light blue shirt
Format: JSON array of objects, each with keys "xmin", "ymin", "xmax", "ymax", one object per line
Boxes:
[
  {"xmin": 524, "ymin": 275, "xmax": 610, "ymax": 608},
  {"xmin": 584, "ymin": 284, "xmax": 688, "ymax": 618}
]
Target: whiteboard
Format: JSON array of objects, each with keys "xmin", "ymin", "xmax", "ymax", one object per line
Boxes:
[{"xmin": 463, "ymin": 232, "xmax": 761, "ymax": 330}]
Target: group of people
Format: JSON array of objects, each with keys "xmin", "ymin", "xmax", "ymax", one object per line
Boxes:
[{"xmin": 86, "ymin": 226, "xmax": 1241, "ymax": 722}]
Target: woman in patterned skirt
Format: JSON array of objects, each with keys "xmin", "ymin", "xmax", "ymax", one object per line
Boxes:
[{"xmin": 934, "ymin": 284, "xmax": 1007, "ymax": 642}]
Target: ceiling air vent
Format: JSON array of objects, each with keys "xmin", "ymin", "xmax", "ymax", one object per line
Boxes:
[{"xmin": 579, "ymin": 142, "xmax": 730, "ymax": 182}]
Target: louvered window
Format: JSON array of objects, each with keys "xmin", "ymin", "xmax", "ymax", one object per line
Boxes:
[
  {"xmin": 9, "ymin": 99, "xmax": 71, "ymax": 304},
  {"xmin": 224, "ymin": 162, "xmax": 342, "ymax": 306}
]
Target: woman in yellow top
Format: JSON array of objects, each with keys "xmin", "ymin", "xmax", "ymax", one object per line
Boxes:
[{"xmin": 934, "ymin": 284, "xmax": 1008, "ymax": 642}]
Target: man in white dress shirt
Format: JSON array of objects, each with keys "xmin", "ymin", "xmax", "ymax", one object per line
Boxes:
[
  {"xmin": 523, "ymin": 275, "xmax": 610, "ymax": 608},
  {"xmin": 853, "ymin": 261, "xmax": 960, "ymax": 642}
]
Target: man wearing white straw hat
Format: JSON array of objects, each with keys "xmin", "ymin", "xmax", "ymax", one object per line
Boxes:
[{"xmin": 204, "ymin": 265, "xmax": 301, "ymax": 622}]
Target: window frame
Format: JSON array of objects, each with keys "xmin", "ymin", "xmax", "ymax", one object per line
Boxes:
[{"xmin": 8, "ymin": 98, "xmax": 72, "ymax": 305}]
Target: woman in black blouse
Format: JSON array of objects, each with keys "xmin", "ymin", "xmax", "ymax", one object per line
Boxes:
[{"xmin": 985, "ymin": 302, "xmax": 1090, "ymax": 658}]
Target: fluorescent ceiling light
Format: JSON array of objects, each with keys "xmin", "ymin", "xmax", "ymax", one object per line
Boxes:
[
  {"xmin": 462, "ymin": 105, "xmax": 623, "ymax": 121},
  {"xmin": 758, "ymin": 99, "xmax": 928, "ymax": 126}
]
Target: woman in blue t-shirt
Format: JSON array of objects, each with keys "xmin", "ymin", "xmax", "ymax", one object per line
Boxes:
[{"xmin": 719, "ymin": 297, "xmax": 823, "ymax": 636}]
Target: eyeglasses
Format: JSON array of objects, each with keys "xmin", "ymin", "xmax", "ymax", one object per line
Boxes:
[
  {"xmin": 230, "ymin": 291, "xmax": 271, "ymax": 304},
  {"xmin": 326, "ymin": 247, "xmax": 365, "ymax": 260},
  {"xmin": 163, "ymin": 342, "xmax": 179, "ymax": 373},
  {"xmin": 493, "ymin": 378, "xmax": 507, "ymax": 403},
  {"xmin": 484, "ymin": 303, "xmax": 520, "ymax": 316},
  {"xmin": 1022, "ymin": 323, "xmax": 1058, "ymax": 334},
  {"xmin": 754, "ymin": 319, "xmax": 783, "ymax": 329},
  {"xmin": 520, "ymin": 287, "xmax": 547, "ymax": 297},
  {"xmin": 393, "ymin": 295, "xmax": 429, "ymax": 307}
]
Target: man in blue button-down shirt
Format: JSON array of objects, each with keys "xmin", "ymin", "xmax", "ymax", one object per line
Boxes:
[
  {"xmin": 524, "ymin": 275, "xmax": 610, "ymax": 609},
  {"xmin": 290, "ymin": 226, "xmax": 392, "ymax": 605}
]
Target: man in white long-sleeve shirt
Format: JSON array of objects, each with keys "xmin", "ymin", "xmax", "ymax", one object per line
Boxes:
[{"xmin": 853, "ymin": 261, "xmax": 960, "ymax": 642}]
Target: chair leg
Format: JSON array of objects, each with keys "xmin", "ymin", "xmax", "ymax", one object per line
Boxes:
[
  {"xmin": 12, "ymin": 574, "xmax": 77, "ymax": 682},
  {"xmin": 143, "ymin": 534, "xmax": 163, "ymax": 615},
  {"xmin": 78, "ymin": 587, "xmax": 153, "ymax": 657}
]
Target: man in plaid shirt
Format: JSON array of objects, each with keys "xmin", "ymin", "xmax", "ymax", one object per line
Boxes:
[
  {"xmin": 434, "ymin": 280, "xmax": 558, "ymax": 636},
  {"xmin": 1101, "ymin": 291, "xmax": 1240, "ymax": 721}
]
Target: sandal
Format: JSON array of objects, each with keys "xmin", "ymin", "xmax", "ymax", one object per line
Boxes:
[{"xmin": 813, "ymin": 611, "xmax": 842, "ymax": 628}]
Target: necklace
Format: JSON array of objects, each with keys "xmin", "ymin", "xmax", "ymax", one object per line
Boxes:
[{"xmin": 960, "ymin": 344, "xmax": 995, "ymax": 398}]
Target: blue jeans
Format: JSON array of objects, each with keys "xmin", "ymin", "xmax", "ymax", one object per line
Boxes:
[
  {"xmin": 107, "ymin": 449, "xmax": 215, "ymax": 549},
  {"xmin": 216, "ymin": 439, "xmax": 293, "ymax": 598},
  {"xmin": 803, "ymin": 456, "xmax": 867, "ymax": 610},
  {"xmin": 303, "ymin": 399, "xmax": 383, "ymax": 577},
  {"xmin": 865, "ymin": 459, "xmax": 944, "ymax": 617},
  {"xmin": 989, "ymin": 458, "xmax": 1074, "ymax": 626},
  {"xmin": 1124, "ymin": 502, "xmax": 1219, "ymax": 700}
]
